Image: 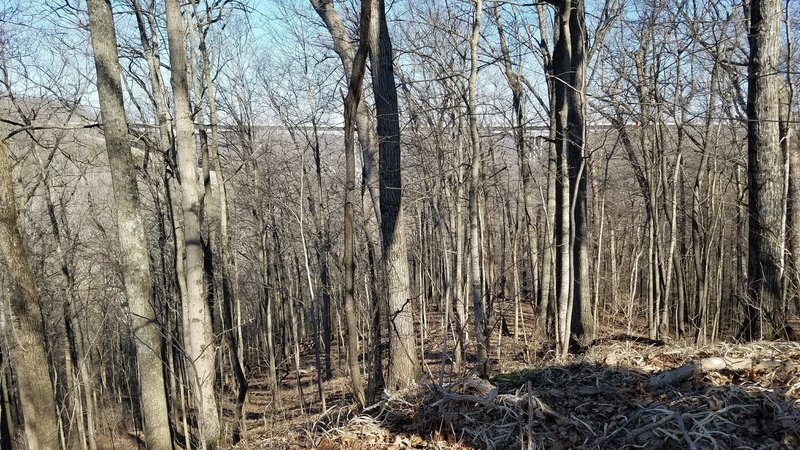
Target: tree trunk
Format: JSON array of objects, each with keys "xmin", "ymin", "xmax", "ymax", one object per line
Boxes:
[
  {"xmin": 781, "ymin": 65, "xmax": 799, "ymax": 333},
  {"xmin": 86, "ymin": 1, "xmax": 173, "ymax": 447},
  {"xmin": 744, "ymin": 0, "xmax": 786, "ymax": 339},
  {"xmin": 552, "ymin": 0, "xmax": 572, "ymax": 356},
  {"xmin": 0, "ymin": 344, "xmax": 15, "ymax": 450},
  {"xmin": 369, "ymin": 0, "xmax": 418, "ymax": 390},
  {"xmin": 38, "ymin": 166, "xmax": 97, "ymax": 450},
  {"xmin": 467, "ymin": 0, "xmax": 488, "ymax": 374},
  {"xmin": 311, "ymin": 0, "xmax": 382, "ymax": 225},
  {"xmin": 311, "ymin": 0, "xmax": 384, "ymax": 398},
  {"xmin": 199, "ymin": 32, "xmax": 248, "ymax": 442},
  {"xmin": 341, "ymin": 0, "xmax": 372, "ymax": 406},
  {"xmin": 454, "ymin": 118, "xmax": 467, "ymax": 371},
  {"xmin": 534, "ymin": 2, "xmax": 556, "ymax": 337},
  {"xmin": 494, "ymin": 6, "xmax": 538, "ymax": 337},
  {"xmin": 259, "ymin": 229, "xmax": 278, "ymax": 398},
  {"xmin": 565, "ymin": 0, "xmax": 592, "ymax": 344},
  {"xmin": 164, "ymin": 0, "xmax": 221, "ymax": 443},
  {"xmin": 0, "ymin": 139, "xmax": 60, "ymax": 450}
]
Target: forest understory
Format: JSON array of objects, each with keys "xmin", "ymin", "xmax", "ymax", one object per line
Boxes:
[
  {"xmin": 224, "ymin": 307, "xmax": 800, "ymax": 450},
  {"xmin": 4, "ymin": 0, "xmax": 800, "ymax": 448}
]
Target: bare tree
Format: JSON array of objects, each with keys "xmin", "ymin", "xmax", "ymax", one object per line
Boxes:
[
  {"xmin": 467, "ymin": 0, "xmax": 488, "ymax": 373},
  {"xmin": 86, "ymin": 0, "xmax": 172, "ymax": 447},
  {"xmin": 368, "ymin": 0, "xmax": 419, "ymax": 390},
  {"xmin": 744, "ymin": 0, "xmax": 786, "ymax": 339},
  {"xmin": 165, "ymin": 0, "xmax": 221, "ymax": 443},
  {"xmin": 493, "ymin": 2, "xmax": 539, "ymax": 338},
  {"xmin": 547, "ymin": 0, "xmax": 592, "ymax": 355},
  {"xmin": 191, "ymin": 2, "xmax": 249, "ymax": 438},
  {"xmin": 340, "ymin": 0, "xmax": 376, "ymax": 408},
  {"xmin": 310, "ymin": 0, "xmax": 386, "ymax": 398},
  {"xmin": 0, "ymin": 137, "xmax": 60, "ymax": 449}
]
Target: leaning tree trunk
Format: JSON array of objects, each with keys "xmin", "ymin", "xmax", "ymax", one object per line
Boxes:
[
  {"xmin": 0, "ymin": 139, "xmax": 60, "ymax": 449},
  {"xmin": 744, "ymin": 0, "xmax": 786, "ymax": 340},
  {"xmin": 310, "ymin": 0, "xmax": 382, "ymax": 223},
  {"xmin": 165, "ymin": 0, "xmax": 221, "ymax": 444},
  {"xmin": 311, "ymin": 0, "xmax": 385, "ymax": 399},
  {"xmin": 369, "ymin": 0, "xmax": 419, "ymax": 390},
  {"xmin": 86, "ymin": 2, "xmax": 173, "ymax": 447}
]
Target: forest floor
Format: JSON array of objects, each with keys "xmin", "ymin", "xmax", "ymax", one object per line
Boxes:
[{"xmin": 230, "ymin": 324, "xmax": 800, "ymax": 449}]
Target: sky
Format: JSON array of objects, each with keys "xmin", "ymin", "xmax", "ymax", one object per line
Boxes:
[{"xmin": 3, "ymin": 0, "xmax": 792, "ymax": 133}]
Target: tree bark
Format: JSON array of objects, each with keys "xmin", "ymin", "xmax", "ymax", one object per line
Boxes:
[
  {"xmin": 565, "ymin": 0, "xmax": 592, "ymax": 344},
  {"xmin": 0, "ymin": 344, "xmax": 14, "ymax": 450},
  {"xmin": 164, "ymin": 0, "xmax": 221, "ymax": 443},
  {"xmin": 552, "ymin": 0, "xmax": 572, "ymax": 356},
  {"xmin": 780, "ymin": 19, "xmax": 799, "ymax": 331},
  {"xmin": 744, "ymin": 0, "xmax": 786, "ymax": 339},
  {"xmin": 534, "ymin": 2, "xmax": 556, "ymax": 336},
  {"xmin": 468, "ymin": 0, "xmax": 488, "ymax": 374},
  {"xmin": 368, "ymin": 0, "xmax": 419, "ymax": 390},
  {"xmin": 550, "ymin": 0, "xmax": 591, "ymax": 354},
  {"xmin": 0, "ymin": 138, "xmax": 60, "ymax": 449},
  {"xmin": 341, "ymin": 0, "xmax": 373, "ymax": 407},
  {"xmin": 86, "ymin": 1, "xmax": 173, "ymax": 447},
  {"xmin": 198, "ymin": 25, "xmax": 248, "ymax": 441},
  {"xmin": 454, "ymin": 117, "xmax": 468, "ymax": 370}
]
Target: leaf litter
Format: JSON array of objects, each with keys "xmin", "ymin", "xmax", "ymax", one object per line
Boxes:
[{"xmin": 247, "ymin": 340, "xmax": 800, "ymax": 449}]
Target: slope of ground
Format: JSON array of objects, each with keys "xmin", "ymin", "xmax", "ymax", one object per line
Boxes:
[{"xmin": 238, "ymin": 340, "xmax": 800, "ymax": 449}]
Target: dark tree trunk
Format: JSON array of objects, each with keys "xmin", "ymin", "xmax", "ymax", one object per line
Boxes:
[
  {"xmin": 551, "ymin": 0, "xmax": 591, "ymax": 354},
  {"xmin": 341, "ymin": 0, "xmax": 373, "ymax": 407},
  {"xmin": 369, "ymin": 0, "xmax": 419, "ymax": 390}
]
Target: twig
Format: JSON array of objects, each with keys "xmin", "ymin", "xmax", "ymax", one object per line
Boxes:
[
  {"xmin": 673, "ymin": 412, "xmax": 698, "ymax": 450},
  {"xmin": 3, "ymin": 121, "xmax": 101, "ymax": 140},
  {"xmin": 623, "ymin": 414, "xmax": 674, "ymax": 444}
]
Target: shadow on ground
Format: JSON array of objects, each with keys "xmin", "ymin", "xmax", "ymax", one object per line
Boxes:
[{"xmin": 302, "ymin": 342, "xmax": 800, "ymax": 449}]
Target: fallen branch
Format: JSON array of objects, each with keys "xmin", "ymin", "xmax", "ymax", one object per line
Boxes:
[
  {"xmin": 433, "ymin": 383, "xmax": 496, "ymax": 406},
  {"xmin": 648, "ymin": 357, "xmax": 752, "ymax": 389},
  {"xmin": 589, "ymin": 334, "xmax": 666, "ymax": 347}
]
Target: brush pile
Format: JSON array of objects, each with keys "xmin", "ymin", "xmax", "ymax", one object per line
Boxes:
[{"xmin": 275, "ymin": 341, "xmax": 800, "ymax": 449}]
